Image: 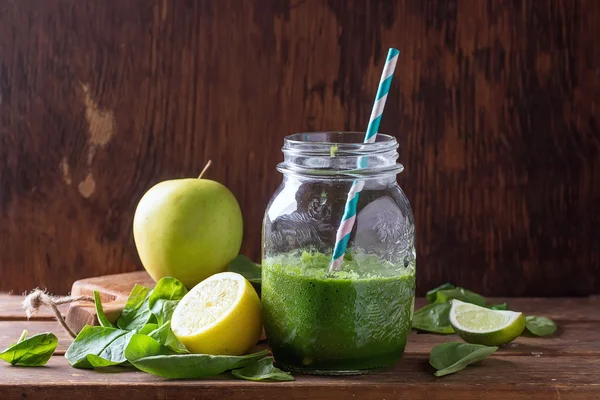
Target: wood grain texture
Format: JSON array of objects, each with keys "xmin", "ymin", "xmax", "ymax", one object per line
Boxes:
[
  {"xmin": 1, "ymin": 296, "xmax": 599, "ymax": 399},
  {"xmin": 0, "ymin": 294, "xmax": 67, "ymax": 320},
  {"xmin": 70, "ymin": 271, "xmax": 155, "ymax": 301},
  {"xmin": 0, "ymin": 0, "xmax": 598, "ymax": 295},
  {"xmin": 0, "ymin": 354, "xmax": 598, "ymax": 400}
]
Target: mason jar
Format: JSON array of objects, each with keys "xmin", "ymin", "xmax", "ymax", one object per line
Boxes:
[{"xmin": 261, "ymin": 132, "xmax": 416, "ymax": 375}]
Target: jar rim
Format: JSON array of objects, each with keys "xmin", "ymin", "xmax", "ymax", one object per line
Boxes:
[
  {"xmin": 283, "ymin": 132, "xmax": 398, "ymax": 155},
  {"xmin": 279, "ymin": 131, "xmax": 404, "ymax": 179}
]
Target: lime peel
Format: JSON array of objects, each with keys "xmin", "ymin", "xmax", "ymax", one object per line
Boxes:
[{"xmin": 449, "ymin": 300, "xmax": 526, "ymax": 346}]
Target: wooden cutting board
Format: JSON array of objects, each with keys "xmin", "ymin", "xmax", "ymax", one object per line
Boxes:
[{"xmin": 66, "ymin": 271, "xmax": 155, "ymax": 334}]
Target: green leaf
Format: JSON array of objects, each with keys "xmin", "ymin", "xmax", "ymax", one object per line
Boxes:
[
  {"xmin": 94, "ymin": 291, "xmax": 115, "ymax": 328},
  {"xmin": 430, "ymin": 342, "xmax": 498, "ymax": 377},
  {"xmin": 124, "ymin": 334, "xmax": 269, "ymax": 379},
  {"xmin": 525, "ymin": 316, "xmax": 558, "ymax": 337},
  {"xmin": 84, "ymin": 353, "xmax": 125, "ymax": 368},
  {"xmin": 228, "ymin": 255, "xmax": 262, "ymax": 295},
  {"xmin": 117, "ymin": 284, "xmax": 154, "ymax": 331},
  {"xmin": 149, "ymin": 300, "xmax": 177, "ymax": 326},
  {"xmin": 433, "ymin": 288, "xmax": 486, "ymax": 307},
  {"xmin": 0, "ymin": 331, "xmax": 57, "ymax": 366},
  {"xmin": 148, "ymin": 277, "xmax": 188, "ymax": 307},
  {"xmin": 148, "ymin": 322, "xmax": 189, "ymax": 353},
  {"xmin": 122, "ymin": 301, "xmax": 154, "ymax": 332},
  {"xmin": 232, "ymin": 356, "xmax": 294, "ymax": 381},
  {"xmin": 411, "ymin": 303, "xmax": 454, "ymax": 334},
  {"xmin": 488, "ymin": 302, "xmax": 509, "ymax": 310},
  {"xmin": 426, "ymin": 283, "xmax": 455, "ymax": 303},
  {"xmin": 65, "ymin": 325, "xmax": 135, "ymax": 369},
  {"xmin": 138, "ymin": 323, "xmax": 159, "ymax": 335},
  {"xmin": 228, "ymin": 255, "xmax": 261, "ymax": 283},
  {"xmin": 148, "ymin": 277, "xmax": 188, "ymax": 325}
]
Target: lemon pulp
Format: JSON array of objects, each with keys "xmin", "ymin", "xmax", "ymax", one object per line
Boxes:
[{"xmin": 171, "ymin": 272, "xmax": 262, "ymax": 355}]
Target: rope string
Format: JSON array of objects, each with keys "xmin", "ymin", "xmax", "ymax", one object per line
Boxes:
[{"xmin": 22, "ymin": 289, "xmax": 94, "ymax": 338}]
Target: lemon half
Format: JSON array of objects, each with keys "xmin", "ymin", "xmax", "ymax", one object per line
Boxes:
[{"xmin": 171, "ymin": 272, "xmax": 262, "ymax": 355}]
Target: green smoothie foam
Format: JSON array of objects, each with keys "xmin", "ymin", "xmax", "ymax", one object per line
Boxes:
[{"xmin": 262, "ymin": 250, "xmax": 415, "ymax": 374}]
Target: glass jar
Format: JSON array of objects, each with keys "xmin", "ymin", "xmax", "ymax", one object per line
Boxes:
[{"xmin": 262, "ymin": 132, "xmax": 416, "ymax": 375}]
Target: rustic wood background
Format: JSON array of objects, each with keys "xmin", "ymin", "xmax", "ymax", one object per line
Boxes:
[{"xmin": 0, "ymin": 0, "xmax": 598, "ymax": 296}]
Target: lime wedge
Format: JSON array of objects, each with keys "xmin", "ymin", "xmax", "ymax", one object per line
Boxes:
[{"xmin": 449, "ymin": 299, "xmax": 526, "ymax": 346}]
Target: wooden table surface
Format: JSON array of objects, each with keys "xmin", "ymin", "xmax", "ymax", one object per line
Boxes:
[{"xmin": 1, "ymin": 295, "xmax": 599, "ymax": 399}]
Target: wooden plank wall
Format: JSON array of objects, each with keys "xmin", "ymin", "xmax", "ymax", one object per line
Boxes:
[{"xmin": 0, "ymin": 0, "xmax": 598, "ymax": 295}]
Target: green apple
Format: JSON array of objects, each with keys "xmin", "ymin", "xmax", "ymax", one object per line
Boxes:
[{"xmin": 133, "ymin": 175, "xmax": 243, "ymax": 288}]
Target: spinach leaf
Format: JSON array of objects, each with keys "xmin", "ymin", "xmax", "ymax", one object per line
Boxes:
[
  {"xmin": 94, "ymin": 290, "xmax": 115, "ymax": 328},
  {"xmin": 117, "ymin": 277, "xmax": 188, "ymax": 331},
  {"xmin": 84, "ymin": 353, "xmax": 126, "ymax": 368},
  {"xmin": 228, "ymin": 255, "xmax": 261, "ymax": 283},
  {"xmin": 148, "ymin": 277, "xmax": 188, "ymax": 305},
  {"xmin": 411, "ymin": 303, "xmax": 454, "ymax": 334},
  {"xmin": 433, "ymin": 288, "xmax": 486, "ymax": 306},
  {"xmin": 0, "ymin": 331, "xmax": 57, "ymax": 366},
  {"xmin": 228, "ymin": 255, "xmax": 262, "ymax": 294},
  {"xmin": 117, "ymin": 284, "xmax": 154, "ymax": 331},
  {"xmin": 148, "ymin": 277, "xmax": 188, "ymax": 325},
  {"xmin": 124, "ymin": 334, "xmax": 269, "ymax": 379},
  {"xmin": 138, "ymin": 323, "xmax": 158, "ymax": 335},
  {"xmin": 232, "ymin": 356, "xmax": 294, "ymax": 381},
  {"xmin": 148, "ymin": 322, "xmax": 188, "ymax": 353},
  {"xmin": 65, "ymin": 325, "xmax": 135, "ymax": 369},
  {"xmin": 525, "ymin": 316, "xmax": 558, "ymax": 337},
  {"xmin": 426, "ymin": 283, "xmax": 455, "ymax": 303},
  {"xmin": 488, "ymin": 302, "xmax": 508, "ymax": 310},
  {"xmin": 430, "ymin": 342, "xmax": 498, "ymax": 377},
  {"xmin": 426, "ymin": 282, "xmax": 487, "ymax": 306}
]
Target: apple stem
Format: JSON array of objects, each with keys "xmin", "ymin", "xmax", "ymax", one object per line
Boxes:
[{"xmin": 198, "ymin": 160, "xmax": 212, "ymax": 179}]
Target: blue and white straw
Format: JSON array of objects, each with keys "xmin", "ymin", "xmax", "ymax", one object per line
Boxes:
[{"xmin": 329, "ymin": 48, "xmax": 400, "ymax": 272}]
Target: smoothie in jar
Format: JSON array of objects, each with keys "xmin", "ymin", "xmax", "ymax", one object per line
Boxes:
[
  {"xmin": 262, "ymin": 131, "xmax": 416, "ymax": 374},
  {"xmin": 262, "ymin": 250, "xmax": 415, "ymax": 374}
]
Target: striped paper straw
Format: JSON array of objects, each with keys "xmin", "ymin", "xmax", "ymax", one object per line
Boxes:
[{"xmin": 329, "ymin": 48, "xmax": 400, "ymax": 272}]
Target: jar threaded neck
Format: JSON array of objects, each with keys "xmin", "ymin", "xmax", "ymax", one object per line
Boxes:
[{"xmin": 278, "ymin": 132, "xmax": 404, "ymax": 178}]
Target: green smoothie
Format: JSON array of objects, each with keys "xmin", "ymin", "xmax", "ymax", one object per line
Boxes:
[{"xmin": 262, "ymin": 250, "xmax": 415, "ymax": 374}]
